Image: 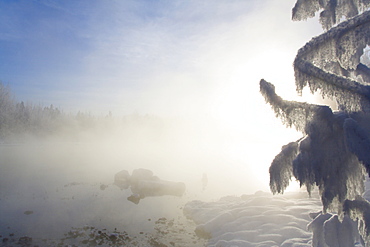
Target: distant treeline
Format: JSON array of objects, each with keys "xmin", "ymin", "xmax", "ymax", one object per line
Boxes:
[{"xmin": 0, "ymin": 82, "xmax": 164, "ymax": 142}]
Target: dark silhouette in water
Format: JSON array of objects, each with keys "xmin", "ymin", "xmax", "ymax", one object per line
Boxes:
[{"xmin": 114, "ymin": 168, "xmax": 186, "ymax": 204}]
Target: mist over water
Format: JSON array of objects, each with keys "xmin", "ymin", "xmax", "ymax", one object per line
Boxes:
[
  {"xmin": 0, "ymin": 113, "xmax": 282, "ymax": 242},
  {"xmin": 0, "ymin": 1, "xmax": 324, "ymax": 242},
  {"xmin": 0, "ymin": 70, "xmax": 307, "ymax": 244}
]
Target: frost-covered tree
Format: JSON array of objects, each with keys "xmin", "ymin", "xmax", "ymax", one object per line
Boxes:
[
  {"xmin": 260, "ymin": 0, "xmax": 370, "ymax": 243},
  {"xmin": 0, "ymin": 82, "xmax": 16, "ymax": 139}
]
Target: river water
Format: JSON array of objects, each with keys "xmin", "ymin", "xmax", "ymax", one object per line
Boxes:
[{"xmin": 0, "ymin": 141, "xmax": 255, "ymax": 245}]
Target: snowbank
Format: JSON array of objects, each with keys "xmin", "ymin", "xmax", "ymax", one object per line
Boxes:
[
  {"xmin": 184, "ymin": 191, "xmax": 323, "ymax": 247},
  {"xmin": 183, "ymin": 180, "xmax": 370, "ymax": 246}
]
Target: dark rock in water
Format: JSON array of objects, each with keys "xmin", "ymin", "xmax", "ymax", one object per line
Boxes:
[
  {"xmin": 114, "ymin": 170, "xmax": 130, "ymax": 190},
  {"xmin": 127, "ymin": 194, "xmax": 141, "ymax": 204},
  {"xmin": 100, "ymin": 184, "xmax": 108, "ymax": 190},
  {"xmin": 149, "ymin": 238, "xmax": 168, "ymax": 247},
  {"xmin": 194, "ymin": 227, "xmax": 211, "ymax": 239},
  {"xmin": 131, "ymin": 168, "xmax": 154, "ymax": 184},
  {"xmin": 24, "ymin": 210, "xmax": 33, "ymax": 215},
  {"xmin": 109, "ymin": 233, "xmax": 118, "ymax": 242},
  {"xmin": 155, "ymin": 217, "xmax": 168, "ymax": 225},
  {"xmin": 18, "ymin": 236, "xmax": 33, "ymax": 245},
  {"xmin": 114, "ymin": 168, "xmax": 186, "ymax": 204}
]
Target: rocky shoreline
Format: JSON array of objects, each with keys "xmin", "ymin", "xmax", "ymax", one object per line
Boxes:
[{"xmin": 1, "ymin": 216, "xmax": 207, "ymax": 247}]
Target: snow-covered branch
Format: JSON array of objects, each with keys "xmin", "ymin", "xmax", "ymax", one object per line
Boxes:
[
  {"xmin": 344, "ymin": 196, "xmax": 370, "ymax": 244},
  {"xmin": 292, "ymin": 0, "xmax": 370, "ymax": 30},
  {"xmin": 260, "ymin": 79, "xmax": 333, "ymax": 133},
  {"xmin": 344, "ymin": 117, "xmax": 370, "ymax": 174},
  {"xmin": 261, "ymin": 78, "xmax": 368, "ymax": 211},
  {"xmin": 294, "ymin": 10, "xmax": 370, "ymax": 112},
  {"xmin": 269, "ymin": 141, "xmax": 299, "ymax": 194}
]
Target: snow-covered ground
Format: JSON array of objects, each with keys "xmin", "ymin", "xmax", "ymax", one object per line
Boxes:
[
  {"xmin": 183, "ymin": 181, "xmax": 370, "ymax": 247},
  {"xmin": 184, "ymin": 191, "xmax": 322, "ymax": 247}
]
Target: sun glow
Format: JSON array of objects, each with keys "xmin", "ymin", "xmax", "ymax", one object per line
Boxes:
[{"xmin": 206, "ymin": 47, "xmax": 318, "ymax": 192}]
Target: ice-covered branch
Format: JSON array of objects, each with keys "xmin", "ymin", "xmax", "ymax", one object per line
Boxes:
[
  {"xmin": 292, "ymin": 0, "xmax": 370, "ymax": 30},
  {"xmin": 344, "ymin": 196, "xmax": 370, "ymax": 245},
  {"xmin": 292, "ymin": 0, "xmax": 321, "ymax": 22},
  {"xmin": 269, "ymin": 141, "xmax": 300, "ymax": 194},
  {"xmin": 294, "ymin": 10, "xmax": 370, "ymax": 112},
  {"xmin": 260, "ymin": 79, "xmax": 333, "ymax": 133},
  {"xmin": 261, "ymin": 78, "xmax": 367, "ymax": 211},
  {"xmin": 344, "ymin": 117, "xmax": 370, "ymax": 174}
]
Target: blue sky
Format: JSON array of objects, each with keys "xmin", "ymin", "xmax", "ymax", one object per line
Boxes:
[
  {"xmin": 0, "ymin": 0, "xmax": 325, "ymax": 187},
  {"xmin": 0, "ymin": 0, "xmax": 322, "ymax": 118}
]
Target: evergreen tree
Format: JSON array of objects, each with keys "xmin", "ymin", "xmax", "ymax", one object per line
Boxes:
[{"xmin": 260, "ymin": 0, "xmax": 370, "ymax": 243}]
